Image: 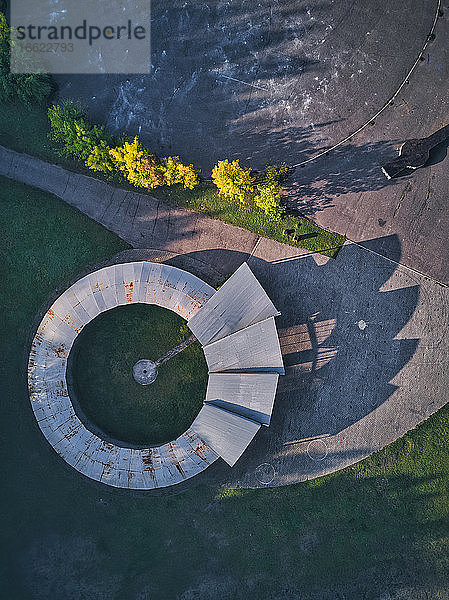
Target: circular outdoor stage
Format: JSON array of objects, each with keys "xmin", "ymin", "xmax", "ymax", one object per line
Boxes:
[{"xmin": 28, "ymin": 261, "xmax": 284, "ymax": 489}]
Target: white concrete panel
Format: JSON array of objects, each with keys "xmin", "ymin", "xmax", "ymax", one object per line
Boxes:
[
  {"xmin": 28, "ymin": 261, "xmax": 283, "ymax": 489},
  {"xmin": 191, "ymin": 404, "xmax": 261, "ymax": 467}
]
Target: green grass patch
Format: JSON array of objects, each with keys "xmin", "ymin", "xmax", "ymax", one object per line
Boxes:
[
  {"xmin": 0, "ymin": 101, "xmax": 55, "ymax": 160},
  {"xmin": 0, "ymin": 175, "xmax": 129, "ymax": 330},
  {"xmin": 0, "ymin": 100, "xmax": 345, "ymax": 258},
  {"xmin": 70, "ymin": 304, "xmax": 207, "ymax": 445},
  {"xmin": 151, "ymin": 182, "xmax": 344, "ymax": 257}
]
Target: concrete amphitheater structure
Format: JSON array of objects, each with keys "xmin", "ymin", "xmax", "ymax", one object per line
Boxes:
[{"xmin": 28, "ymin": 262, "xmax": 284, "ymax": 489}]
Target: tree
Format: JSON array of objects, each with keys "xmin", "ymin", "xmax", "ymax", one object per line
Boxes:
[
  {"xmin": 254, "ymin": 165, "xmax": 288, "ymax": 216},
  {"xmin": 140, "ymin": 154, "xmax": 165, "ymax": 189},
  {"xmin": 47, "ymin": 101, "xmax": 201, "ymax": 191},
  {"xmin": 211, "ymin": 159, "xmax": 255, "ymax": 203},
  {"xmin": 0, "ymin": 12, "xmax": 10, "ymax": 48},
  {"xmin": 48, "ymin": 101, "xmax": 86, "ymax": 143},
  {"xmin": 0, "ymin": 12, "xmax": 53, "ymax": 106}
]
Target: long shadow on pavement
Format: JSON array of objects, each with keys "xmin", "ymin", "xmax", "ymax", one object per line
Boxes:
[{"xmin": 172, "ymin": 234, "xmax": 421, "ymax": 488}]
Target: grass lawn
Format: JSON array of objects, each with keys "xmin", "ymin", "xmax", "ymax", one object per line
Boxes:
[
  {"xmin": 0, "ymin": 101, "xmax": 345, "ymax": 258},
  {"xmin": 151, "ymin": 182, "xmax": 344, "ymax": 257},
  {"xmin": 70, "ymin": 304, "xmax": 207, "ymax": 445},
  {"xmin": 1, "ymin": 175, "xmax": 448, "ymax": 599},
  {"xmin": 0, "ymin": 102, "xmax": 55, "ymax": 162}
]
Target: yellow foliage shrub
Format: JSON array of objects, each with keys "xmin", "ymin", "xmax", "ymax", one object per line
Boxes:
[{"xmin": 211, "ymin": 159, "xmax": 255, "ymax": 203}]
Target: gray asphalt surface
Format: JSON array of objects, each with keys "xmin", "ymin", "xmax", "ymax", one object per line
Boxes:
[
  {"xmin": 56, "ymin": 0, "xmax": 436, "ymax": 170},
  {"xmin": 287, "ymin": 6, "xmax": 449, "ymax": 284}
]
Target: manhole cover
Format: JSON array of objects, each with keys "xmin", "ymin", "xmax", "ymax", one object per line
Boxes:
[
  {"xmin": 307, "ymin": 439, "xmax": 328, "ymax": 461},
  {"xmin": 255, "ymin": 463, "xmax": 276, "ymax": 485}
]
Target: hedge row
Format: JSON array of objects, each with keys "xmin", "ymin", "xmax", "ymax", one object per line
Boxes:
[
  {"xmin": 48, "ymin": 102, "xmax": 199, "ymax": 190},
  {"xmin": 48, "ymin": 101, "xmax": 289, "ymax": 214}
]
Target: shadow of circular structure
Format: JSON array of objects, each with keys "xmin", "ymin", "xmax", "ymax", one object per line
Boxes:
[{"xmin": 28, "ymin": 261, "xmax": 284, "ymax": 489}]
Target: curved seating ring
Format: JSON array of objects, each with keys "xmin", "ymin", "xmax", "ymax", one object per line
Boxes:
[{"xmin": 28, "ymin": 262, "xmax": 284, "ymax": 489}]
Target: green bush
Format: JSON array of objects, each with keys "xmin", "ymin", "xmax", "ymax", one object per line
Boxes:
[
  {"xmin": 47, "ymin": 100, "xmax": 86, "ymax": 142},
  {"xmin": 109, "ymin": 139, "xmax": 200, "ymax": 191},
  {"xmin": 140, "ymin": 154, "xmax": 166, "ymax": 189},
  {"xmin": 86, "ymin": 141, "xmax": 115, "ymax": 175},
  {"xmin": 254, "ymin": 165, "xmax": 289, "ymax": 216},
  {"xmin": 211, "ymin": 159, "xmax": 255, "ymax": 203},
  {"xmin": 48, "ymin": 102, "xmax": 200, "ymax": 191},
  {"xmin": 48, "ymin": 101, "xmax": 112, "ymax": 163},
  {"xmin": 14, "ymin": 73, "xmax": 52, "ymax": 105},
  {"xmin": 161, "ymin": 155, "xmax": 199, "ymax": 189},
  {"xmin": 48, "ymin": 100, "xmax": 291, "ymax": 216},
  {"xmin": 254, "ymin": 180, "xmax": 283, "ymax": 216},
  {"xmin": 0, "ymin": 12, "xmax": 10, "ymax": 59},
  {"xmin": 48, "ymin": 101, "xmax": 117, "ymax": 177},
  {"xmin": 0, "ymin": 13, "xmax": 53, "ymax": 107},
  {"xmin": 110, "ymin": 137, "xmax": 164, "ymax": 189},
  {"xmin": 211, "ymin": 160, "xmax": 290, "ymax": 216}
]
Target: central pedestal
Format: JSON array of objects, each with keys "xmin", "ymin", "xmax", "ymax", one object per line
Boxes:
[{"xmin": 133, "ymin": 359, "xmax": 158, "ymax": 385}]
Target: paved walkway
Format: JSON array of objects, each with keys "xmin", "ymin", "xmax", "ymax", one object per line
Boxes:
[
  {"xmin": 0, "ymin": 145, "xmax": 260, "ymax": 276},
  {"xmin": 1, "ymin": 146, "xmax": 447, "ymax": 489}
]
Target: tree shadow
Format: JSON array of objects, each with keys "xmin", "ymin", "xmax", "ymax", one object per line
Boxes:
[
  {"xmin": 52, "ymin": 0, "xmax": 441, "ymax": 181},
  {"xmin": 54, "ymin": 0, "xmax": 332, "ymax": 169},
  {"xmin": 230, "ymin": 119, "xmax": 342, "ymax": 168},
  {"xmin": 279, "ymin": 132, "xmax": 449, "ymax": 219},
  {"xmin": 222, "ymin": 122, "xmax": 407, "ymax": 216}
]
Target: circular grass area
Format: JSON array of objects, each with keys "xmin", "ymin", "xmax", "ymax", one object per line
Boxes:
[{"xmin": 69, "ymin": 304, "xmax": 208, "ymax": 446}]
